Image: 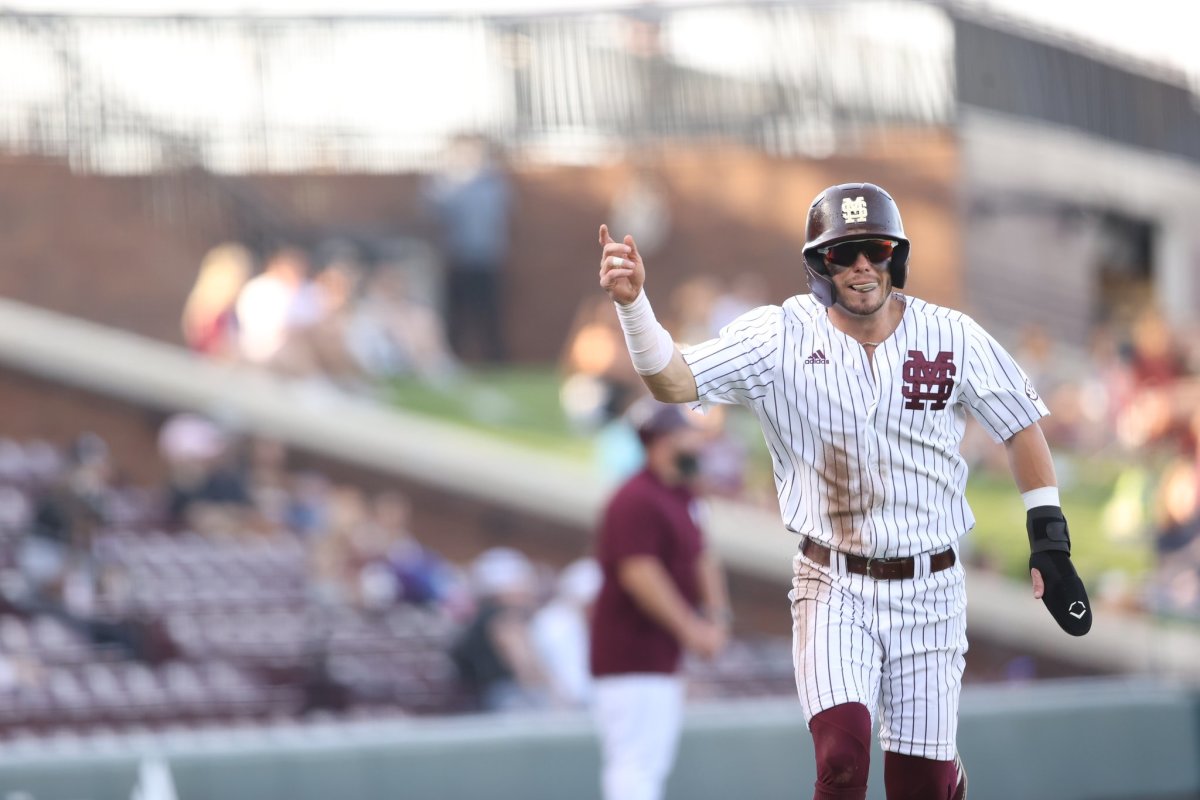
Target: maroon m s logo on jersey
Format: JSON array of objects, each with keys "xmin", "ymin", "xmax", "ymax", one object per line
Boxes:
[{"xmin": 901, "ymin": 350, "xmax": 956, "ymax": 411}]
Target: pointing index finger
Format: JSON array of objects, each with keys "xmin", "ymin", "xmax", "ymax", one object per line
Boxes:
[{"xmin": 599, "ymin": 224, "xmax": 613, "ymax": 246}]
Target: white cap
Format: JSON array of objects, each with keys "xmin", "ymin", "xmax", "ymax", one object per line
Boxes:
[
  {"xmin": 557, "ymin": 558, "xmax": 602, "ymax": 605},
  {"xmin": 471, "ymin": 547, "xmax": 535, "ymax": 597},
  {"xmin": 158, "ymin": 413, "xmax": 227, "ymax": 463}
]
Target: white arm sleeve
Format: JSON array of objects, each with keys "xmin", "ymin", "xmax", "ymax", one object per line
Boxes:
[{"xmin": 614, "ymin": 290, "xmax": 676, "ymax": 376}]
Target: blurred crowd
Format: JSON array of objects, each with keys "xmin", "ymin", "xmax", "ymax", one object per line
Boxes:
[
  {"xmin": 181, "ymin": 241, "xmax": 459, "ymax": 392},
  {"xmin": 1086, "ymin": 312, "xmax": 1200, "ymax": 619},
  {"xmin": 0, "ymin": 423, "xmax": 621, "ymax": 717},
  {"xmin": 180, "ymin": 134, "xmax": 517, "ymax": 390},
  {"xmin": 972, "ymin": 310, "xmax": 1200, "ymax": 620}
]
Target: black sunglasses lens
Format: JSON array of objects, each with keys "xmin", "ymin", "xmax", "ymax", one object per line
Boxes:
[
  {"xmin": 863, "ymin": 241, "xmax": 894, "ymax": 262},
  {"xmin": 824, "ymin": 243, "xmax": 858, "ymax": 267},
  {"xmin": 824, "ymin": 240, "xmax": 894, "ymax": 267}
]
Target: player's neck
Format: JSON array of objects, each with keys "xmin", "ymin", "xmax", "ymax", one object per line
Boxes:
[{"xmin": 827, "ymin": 293, "xmax": 905, "ymax": 348}]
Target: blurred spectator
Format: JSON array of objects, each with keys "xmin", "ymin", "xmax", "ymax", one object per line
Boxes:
[
  {"xmin": 181, "ymin": 243, "xmax": 254, "ymax": 358},
  {"xmin": 301, "ymin": 257, "xmax": 370, "ymax": 384},
  {"xmin": 61, "ymin": 564, "xmax": 177, "ymax": 665},
  {"xmin": 1112, "ymin": 312, "xmax": 1194, "ymax": 452},
  {"xmin": 313, "ymin": 485, "xmax": 392, "ymax": 609},
  {"xmin": 19, "ymin": 433, "xmax": 114, "ymax": 601},
  {"xmin": 158, "ymin": 414, "xmax": 257, "ymax": 535},
  {"xmin": 1147, "ymin": 431, "xmax": 1200, "ymax": 616},
  {"xmin": 1126, "ymin": 308, "xmax": 1187, "ymax": 389},
  {"xmin": 590, "ymin": 399, "xmax": 730, "ymax": 800},
  {"xmin": 374, "ymin": 491, "xmax": 458, "ymax": 607},
  {"xmin": 449, "ymin": 547, "xmax": 548, "ymax": 711},
  {"xmin": 235, "ymin": 245, "xmax": 312, "ymax": 366},
  {"xmin": 246, "ymin": 437, "xmax": 292, "ymax": 530},
  {"xmin": 263, "ymin": 255, "xmax": 377, "ymax": 392},
  {"xmin": 9, "ymin": 435, "xmax": 176, "ymax": 665},
  {"xmin": 530, "ymin": 558, "xmax": 602, "ymax": 709},
  {"xmin": 425, "ymin": 133, "xmax": 514, "ymax": 363},
  {"xmin": 346, "ymin": 263, "xmax": 458, "ymax": 384},
  {"xmin": 1152, "ymin": 456, "xmax": 1198, "ymax": 557},
  {"xmin": 306, "ymin": 486, "xmax": 460, "ymax": 614},
  {"xmin": 287, "ymin": 471, "xmax": 333, "ymax": 541}
]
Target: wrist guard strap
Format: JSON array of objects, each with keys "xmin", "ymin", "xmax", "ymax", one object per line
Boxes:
[{"xmin": 1026, "ymin": 505, "xmax": 1071, "ymax": 555}]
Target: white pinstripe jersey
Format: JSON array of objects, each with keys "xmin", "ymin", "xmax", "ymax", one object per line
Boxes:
[{"xmin": 681, "ymin": 292, "xmax": 1049, "ymax": 558}]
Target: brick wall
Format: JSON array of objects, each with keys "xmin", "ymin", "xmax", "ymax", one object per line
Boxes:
[{"xmin": 0, "ymin": 133, "xmax": 961, "ymax": 363}]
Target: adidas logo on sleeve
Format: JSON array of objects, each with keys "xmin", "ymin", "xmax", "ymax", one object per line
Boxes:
[{"xmin": 804, "ymin": 349, "xmax": 829, "ymax": 365}]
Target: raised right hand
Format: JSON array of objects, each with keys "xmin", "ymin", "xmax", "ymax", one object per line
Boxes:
[{"xmin": 598, "ymin": 224, "xmax": 645, "ymax": 306}]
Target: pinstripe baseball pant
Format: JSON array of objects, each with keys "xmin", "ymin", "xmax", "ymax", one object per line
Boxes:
[{"xmin": 789, "ymin": 548, "xmax": 968, "ymax": 760}]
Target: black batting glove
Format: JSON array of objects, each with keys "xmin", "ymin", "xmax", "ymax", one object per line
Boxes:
[{"xmin": 1027, "ymin": 505, "xmax": 1092, "ymax": 636}]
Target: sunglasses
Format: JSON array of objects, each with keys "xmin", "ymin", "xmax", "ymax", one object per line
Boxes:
[{"xmin": 819, "ymin": 239, "xmax": 896, "ymax": 269}]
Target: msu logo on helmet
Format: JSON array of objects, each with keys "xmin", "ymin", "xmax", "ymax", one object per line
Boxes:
[{"xmin": 841, "ymin": 196, "xmax": 868, "ymax": 223}]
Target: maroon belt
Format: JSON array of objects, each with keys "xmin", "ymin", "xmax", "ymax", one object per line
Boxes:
[{"xmin": 800, "ymin": 537, "xmax": 956, "ymax": 580}]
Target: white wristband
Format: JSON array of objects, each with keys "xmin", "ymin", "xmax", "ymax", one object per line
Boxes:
[
  {"xmin": 614, "ymin": 289, "xmax": 676, "ymax": 376},
  {"xmin": 1021, "ymin": 486, "xmax": 1060, "ymax": 510}
]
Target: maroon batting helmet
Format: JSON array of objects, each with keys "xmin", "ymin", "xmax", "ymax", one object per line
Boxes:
[{"xmin": 802, "ymin": 182, "xmax": 910, "ymax": 307}]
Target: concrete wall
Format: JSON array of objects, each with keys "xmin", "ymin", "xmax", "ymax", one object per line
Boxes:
[
  {"xmin": 961, "ymin": 110, "xmax": 1200, "ymax": 343},
  {"xmin": 0, "ymin": 679, "xmax": 1194, "ymax": 800}
]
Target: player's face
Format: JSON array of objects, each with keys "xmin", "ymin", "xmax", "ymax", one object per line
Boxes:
[{"xmin": 828, "ymin": 247, "xmax": 893, "ymax": 317}]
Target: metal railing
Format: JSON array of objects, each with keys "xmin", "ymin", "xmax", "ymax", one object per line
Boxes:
[
  {"xmin": 0, "ymin": 3, "xmax": 955, "ymax": 173},
  {"xmin": 4, "ymin": 3, "xmax": 1192, "ymax": 175}
]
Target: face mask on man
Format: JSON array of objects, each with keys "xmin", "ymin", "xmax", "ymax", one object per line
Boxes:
[{"xmin": 674, "ymin": 451, "xmax": 701, "ymax": 480}]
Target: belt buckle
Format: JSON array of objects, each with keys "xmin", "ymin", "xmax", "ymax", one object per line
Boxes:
[{"xmin": 864, "ymin": 555, "xmax": 877, "ymax": 580}]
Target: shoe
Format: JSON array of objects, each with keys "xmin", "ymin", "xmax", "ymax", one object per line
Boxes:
[{"xmin": 951, "ymin": 751, "xmax": 968, "ymax": 799}]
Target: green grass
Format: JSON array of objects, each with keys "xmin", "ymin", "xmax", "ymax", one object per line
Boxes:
[
  {"xmin": 386, "ymin": 366, "xmax": 593, "ymax": 459},
  {"xmin": 388, "ymin": 367, "xmax": 1153, "ymax": 585},
  {"xmin": 964, "ymin": 464, "xmax": 1152, "ymax": 584}
]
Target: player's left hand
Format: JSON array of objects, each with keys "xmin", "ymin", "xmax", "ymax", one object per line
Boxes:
[{"xmin": 1027, "ymin": 507, "xmax": 1092, "ymax": 636}]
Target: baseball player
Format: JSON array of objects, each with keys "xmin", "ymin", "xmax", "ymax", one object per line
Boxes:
[{"xmin": 596, "ymin": 182, "xmax": 1092, "ymax": 800}]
